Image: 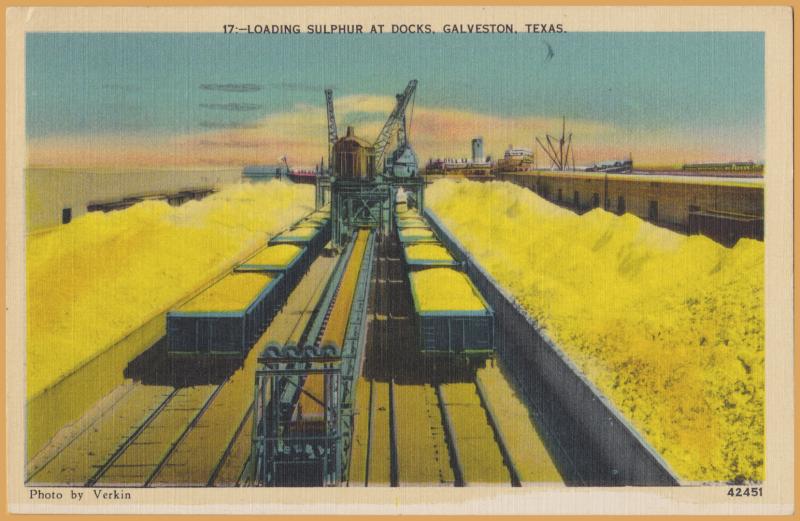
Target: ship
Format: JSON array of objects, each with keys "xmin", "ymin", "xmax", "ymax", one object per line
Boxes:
[
  {"xmin": 424, "ymin": 157, "xmax": 492, "ymax": 176},
  {"xmin": 493, "ymin": 146, "xmax": 535, "ymax": 172}
]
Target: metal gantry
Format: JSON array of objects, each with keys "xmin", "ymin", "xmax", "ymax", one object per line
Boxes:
[
  {"xmin": 372, "ymin": 80, "xmax": 417, "ymax": 169},
  {"xmin": 250, "ymin": 80, "xmax": 425, "ymax": 486},
  {"xmin": 249, "ymin": 232, "xmax": 375, "ymax": 486},
  {"xmin": 325, "ymin": 88, "xmax": 339, "ymax": 171},
  {"xmin": 331, "ymin": 180, "xmax": 392, "ymax": 247}
]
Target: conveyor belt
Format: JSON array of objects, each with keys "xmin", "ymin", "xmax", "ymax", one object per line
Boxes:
[
  {"xmin": 173, "ymin": 254, "xmax": 338, "ymax": 486},
  {"xmin": 319, "ymin": 229, "xmax": 371, "ymax": 350},
  {"xmin": 290, "ymin": 230, "xmax": 372, "ymax": 436},
  {"xmin": 28, "ymin": 253, "xmax": 338, "ymax": 488},
  {"xmin": 248, "ymin": 228, "xmax": 376, "ymax": 486}
]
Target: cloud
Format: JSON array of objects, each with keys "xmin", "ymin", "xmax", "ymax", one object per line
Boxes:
[
  {"xmin": 266, "ymin": 81, "xmax": 333, "ymax": 93},
  {"xmin": 199, "ymin": 103, "xmax": 263, "ymax": 112},
  {"xmin": 194, "ymin": 139, "xmax": 262, "ymax": 149},
  {"xmin": 199, "ymin": 83, "xmax": 262, "ymax": 92},
  {"xmin": 198, "ymin": 120, "xmax": 261, "ymax": 129},
  {"xmin": 27, "ymin": 93, "xmax": 762, "ymax": 169}
]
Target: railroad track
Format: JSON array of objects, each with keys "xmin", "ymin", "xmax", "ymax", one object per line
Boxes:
[
  {"xmin": 111, "ymin": 254, "xmax": 337, "ymax": 487},
  {"xmin": 350, "ymin": 228, "xmax": 529, "ymax": 488},
  {"xmin": 182, "ymin": 254, "xmax": 338, "ymax": 487},
  {"xmin": 87, "ymin": 382, "xmax": 226, "ymax": 486},
  {"xmin": 390, "ymin": 379, "xmax": 451, "ymax": 486},
  {"xmin": 435, "ymin": 379, "xmax": 520, "ymax": 486},
  {"xmin": 352, "ymin": 376, "xmax": 520, "ymax": 487},
  {"xmin": 28, "ymin": 254, "xmax": 338, "ymax": 487},
  {"xmin": 26, "ymin": 383, "xmax": 173, "ymax": 485}
]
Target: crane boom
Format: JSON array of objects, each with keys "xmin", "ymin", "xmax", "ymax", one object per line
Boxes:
[
  {"xmin": 373, "ymin": 79, "xmax": 417, "ymax": 169},
  {"xmin": 325, "ymin": 88, "xmax": 338, "ymax": 170},
  {"xmin": 396, "ymin": 95, "xmax": 408, "ymax": 150}
]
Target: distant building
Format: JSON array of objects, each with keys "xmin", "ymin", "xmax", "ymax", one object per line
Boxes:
[
  {"xmin": 493, "ymin": 145, "xmax": 535, "ymax": 172},
  {"xmin": 471, "ymin": 137, "xmax": 484, "ymax": 163},
  {"xmin": 243, "ymin": 164, "xmax": 289, "ymax": 182},
  {"xmin": 503, "ymin": 146, "xmax": 534, "ymax": 159},
  {"xmin": 682, "ymin": 161, "xmax": 763, "ymax": 173},
  {"xmin": 585, "ymin": 159, "xmax": 633, "ymax": 174},
  {"xmin": 424, "ymin": 137, "xmax": 492, "ymax": 175}
]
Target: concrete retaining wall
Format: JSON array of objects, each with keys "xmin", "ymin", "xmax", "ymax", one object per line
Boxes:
[
  {"xmin": 26, "ymin": 314, "xmax": 165, "ymax": 459},
  {"xmin": 26, "ymin": 167, "xmax": 242, "ymax": 231},
  {"xmin": 425, "ymin": 209, "xmax": 680, "ymax": 486},
  {"xmin": 497, "ymin": 171, "xmax": 763, "ymax": 246}
]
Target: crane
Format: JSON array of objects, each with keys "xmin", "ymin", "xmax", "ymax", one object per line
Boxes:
[
  {"xmin": 325, "ymin": 88, "xmax": 338, "ymax": 173},
  {"xmin": 396, "ymin": 94, "xmax": 408, "ymax": 152},
  {"xmin": 372, "ymin": 79, "xmax": 417, "ymax": 171}
]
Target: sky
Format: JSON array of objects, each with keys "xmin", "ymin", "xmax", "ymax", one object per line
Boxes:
[{"xmin": 26, "ymin": 32, "xmax": 764, "ymax": 168}]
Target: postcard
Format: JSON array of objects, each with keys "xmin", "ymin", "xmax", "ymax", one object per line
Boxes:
[{"xmin": 5, "ymin": 5, "xmax": 794, "ymax": 515}]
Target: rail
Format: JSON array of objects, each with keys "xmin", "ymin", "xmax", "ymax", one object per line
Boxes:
[
  {"xmin": 27, "ymin": 206, "xmax": 322, "ymax": 464},
  {"xmin": 85, "ymin": 388, "xmax": 181, "ymax": 486},
  {"xmin": 144, "ymin": 382, "xmax": 228, "ymax": 486},
  {"xmin": 425, "ymin": 209, "xmax": 681, "ymax": 486},
  {"xmin": 435, "ymin": 385, "xmax": 465, "ymax": 487},
  {"xmin": 207, "ymin": 404, "xmax": 254, "ymax": 486},
  {"xmin": 388, "ymin": 379, "xmax": 399, "ymax": 487},
  {"xmin": 363, "ymin": 379, "xmax": 375, "ymax": 487},
  {"xmin": 474, "ymin": 377, "xmax": 521, "ymax": 487}
]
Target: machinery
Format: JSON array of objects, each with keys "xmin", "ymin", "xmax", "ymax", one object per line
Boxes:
[
  {"xmin": 313, "ymin": 89, "xmax": 337, "ymax": 209},
  {"xmin": 321, "ymin": 80, "xmax": 425, "ymax": 247},
  {"xmin": 249, "ymin": 229, "xmax": 375, "ymax": 486},
  {"xmin": 249, "ymin": 81, "xmax": 426, "ymax": 486}
]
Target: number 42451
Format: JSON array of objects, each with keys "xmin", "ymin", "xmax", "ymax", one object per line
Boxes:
[{"xmin": 728, "ymin": 487, "xmax": 763, "ymax": 497}]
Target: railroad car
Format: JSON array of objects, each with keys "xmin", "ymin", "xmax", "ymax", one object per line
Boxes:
[
  {"xmin": 304, "ymin": 211, "xmax": 331, "ymax": 222},
  {"xmin": 396, "ymin": 216, "xmax": 428, "ymax": 229},
  {"xmin": 298, "ymin": 212, "xmax": 329, "ymax": 224},
  {"xmin": 397, "ymin": 226, "xmax": 438, "ymax": 244},
  {"xmin": 407, "ymin": 267, "xmax": 494, "ymax": 358},
  {"xmin": 396, "ymin": 212, "xmax": 422, "ymax": 222},
  {"xmin": 235, "ymin": 243, "xmax": 309, "ymax": 298},
  {"xmin": 402, "ymin": 242, "xmax": 459, "ymax": 270},
  {"xmin": 294, "ymin": 220, "xmax": 325, "ymax": 229},
  {"xmin": 167, "ymin": 272, "xmax": 283, "ymax": 356},
  {"xmin": 269, "ymin": 222, "xmax": 330, "ymax": 258},
  {"xmin": 396, "ymin": 207, "xmax": 419, "ymax": 216}
]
